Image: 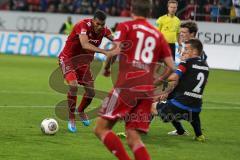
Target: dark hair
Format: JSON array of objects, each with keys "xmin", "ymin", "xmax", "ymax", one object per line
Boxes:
[
  {"xmin": 94, "ymin": 10, "xmax": 107, "ymax": 21},
  {"xmin": 180, "ymin": 21, "xmax": 198, "ymax": 36},
  {"xmin": 168, "ymin": 0, "xmax": 178, "ymax": 6},
  {"xmin": 132, "ymin": 0, "xmax": 152, "ymax": 17},
  {"xmin": 185, "ymin": 38, "xmax": 203, "ymax": 55}
]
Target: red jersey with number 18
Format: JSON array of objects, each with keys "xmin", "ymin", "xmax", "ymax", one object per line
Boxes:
[{"xmin": 114, "ymin": 18, "xmax": 172, "ymax": 90}]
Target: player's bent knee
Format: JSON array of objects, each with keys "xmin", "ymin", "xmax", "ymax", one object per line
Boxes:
[
  {"xmin": 93, "ymin": 124, "xmax": 105, "ymax": 139},
  {"xmin": 126, "ymin": 136, "xmax": 134, "ymax": 148},
  {"xmin": 93, "ymin": 117, "xmax": 109, "ymax": 138},
  {"xmin": 93, "ymin": 125, "xmax": 100, "ymax": 136},
  {"xmin": 126, "ymin": 129, "xmax": 141, "ymax": 148}
]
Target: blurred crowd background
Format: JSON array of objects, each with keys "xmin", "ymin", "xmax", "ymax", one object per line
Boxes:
[{"xmin": 0, "ymin": 0, "xmax": 239, "ymax": 23}]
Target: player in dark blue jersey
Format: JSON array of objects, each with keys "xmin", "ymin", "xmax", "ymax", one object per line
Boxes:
[{"xmin": 152, "ymin": 38, "xmax": 209, "ymax": 142}]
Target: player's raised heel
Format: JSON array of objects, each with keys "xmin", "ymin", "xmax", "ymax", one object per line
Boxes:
[
  {"xmin": 167, "ymin": 130, "xmax": 189, "ymax": 136},
  {"xmin": 194, "ymin": 135, "xmax": 206, "ymax": 142},
  {"xmin": 68, "ymin": 120, "xmax": 77, "ymax": 133},
  {"xmin": 79, "ymin": 112, "xmax": 90, "ymax": 126}
]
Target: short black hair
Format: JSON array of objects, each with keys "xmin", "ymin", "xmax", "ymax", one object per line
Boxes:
[
  {"xmin": 180, "ymin": 21, "xmax": 198, "ymax": 36},
  {"xmin": 185, "ymin": 38, "xmax": 203, "ymax": 55},
  {"xmin": 94, "ymin": 10, "xmax": 107, "ymax": 21},
  {"xmin": 132, "ymin": 0, "xmax": 152, "ymax": 17}
]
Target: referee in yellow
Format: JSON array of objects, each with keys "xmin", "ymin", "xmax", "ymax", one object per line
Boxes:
[{"xmin": 156, "ymin": 0, "xmax": 180, "ymax": 60}]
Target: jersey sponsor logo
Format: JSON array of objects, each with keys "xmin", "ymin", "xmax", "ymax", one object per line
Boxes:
[
  {"xmin": 184, "ymin": 91, "xmax": 202, "ymax": 99},
  {"xmin": 192, "ymin": 64, "xmax": 209, "ymax": 71},
  {"xmin": 132, "ymin": 60, "xmax": 150, "ymax": 71},
  {"xmin": 89, "ymin": 39, "xmax": 100, "ymax": 44}
]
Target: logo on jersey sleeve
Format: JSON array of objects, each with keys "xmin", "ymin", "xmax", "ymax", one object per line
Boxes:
[
  {"xmin": 80, "ymin": 28, "xmax": 87, "ymax": 35},
  {"xmin": 87, "ymin": 22, "xmax": 91, "ymax": 27}
]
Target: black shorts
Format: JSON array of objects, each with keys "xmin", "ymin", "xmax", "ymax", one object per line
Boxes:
[{"xmin": 156, "ymin": 102, "xmax": 199, "ymax": 122}]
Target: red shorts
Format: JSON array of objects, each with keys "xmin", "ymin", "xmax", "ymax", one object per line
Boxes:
[
  {"xmin": 99, "ymin": 88, "xmax": 153, "ymax": 133},
  {"xmin": 59, "ymin": 57, "xmax": 93, "ymax": 85}
]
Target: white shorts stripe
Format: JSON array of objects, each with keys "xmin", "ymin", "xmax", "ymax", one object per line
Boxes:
[{"xmin": 106, "ymin": 89, "xmax": 120, "ymax": 116}]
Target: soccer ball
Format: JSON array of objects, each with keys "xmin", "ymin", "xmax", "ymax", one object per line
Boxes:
[{"xmin": 41, "ymin": 118, "xmax": 59, "ymax": 135}]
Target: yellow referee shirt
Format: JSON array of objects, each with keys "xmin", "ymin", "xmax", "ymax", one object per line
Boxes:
[{"xmin": 156, "ymin": 14, "xmax": 180, "ymax": 43}]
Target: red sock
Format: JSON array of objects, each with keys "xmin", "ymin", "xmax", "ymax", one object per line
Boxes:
[
  {"xmin": 78, "ymin": 94, "xmax": 93, "ymax": 112},
  {"xmin": 133, "ymin": 143, "xmax": 151, "ymax": 160},
  {"xmin": 67, "ymin": 92, "xmax": 77, "ymax": 120},
  {"xmin": 102, "ymin": 131, "xmax": 131, "ymax": 160}
]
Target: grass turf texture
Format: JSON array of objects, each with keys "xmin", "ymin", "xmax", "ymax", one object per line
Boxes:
[{"xmin": 0, "ymin": 54, "xmax": 240, "ymax": 160}]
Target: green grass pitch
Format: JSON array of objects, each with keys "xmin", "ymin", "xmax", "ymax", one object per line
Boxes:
[{"xmin": 0, "ymin": 54, "xmax": 240, "ymax": 160}]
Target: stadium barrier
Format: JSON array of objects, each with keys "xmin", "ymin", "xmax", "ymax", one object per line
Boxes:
[
  {"xmin": 0, "ymin": 11, "xmax": 239, "ymax": 70},
  {"xmin": 1, "ymin": 11, "xmax": 239, "ymax": 45},
  {"xmin": 0, "ymin": 31, "xmax": 110, "ymax": 60},
  {"xmin": 1, "ymin": 30, "xmax": 239, "ymax": 70},
  {"xmin": 0, "ymin": 31, "xmax": 65, "ymax": 57}
]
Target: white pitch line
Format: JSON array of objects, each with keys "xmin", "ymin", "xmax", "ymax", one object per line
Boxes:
[{"xmin": 0, "ymin": 105, "xmax": 240, "ymax": 110}]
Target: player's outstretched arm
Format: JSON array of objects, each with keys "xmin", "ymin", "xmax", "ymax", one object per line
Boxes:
[
  {"xmin": 79, "ymin": 34, "xmax": 121, "ymax": 57},
  {"xmin": 79, "ymin": 34, "xmax": 108, "ymax": 55}
]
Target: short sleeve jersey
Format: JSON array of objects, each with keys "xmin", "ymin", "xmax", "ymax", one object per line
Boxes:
[
  {"xmin": 173, "ymin": 57, "xmax": 209, "ymax": 108},
  {"xmin": 156, "ymin": 15, "xmax": 180, "ymax": 43},
  {"xmin": 59, "ymin": 18, "xmax": 111, "ymax": 63},
  {"xmin": 114, "ymin": 18, "xmax": 172, "ymax": 90}
]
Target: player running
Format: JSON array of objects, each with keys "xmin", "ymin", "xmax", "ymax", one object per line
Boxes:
[
  {"xmin": 94, "ymin": 0, "xmax": 175, "ymax": 159},
  {"xmin": 152, "ymin": 39, "xmax": 209, "ymax": 142},
  {"xmin": 58, "ymin": 10, "xmax": 115, "ymax": 132}
]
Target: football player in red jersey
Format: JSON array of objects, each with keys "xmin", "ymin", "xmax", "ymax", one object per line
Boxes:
[
  {"xmin": 94, "ymin": 0, "xmax": 175, "ymax": 159},
  {"xmin": 58, "ymin": 10, "xmax": 116, "ymax": 132}
]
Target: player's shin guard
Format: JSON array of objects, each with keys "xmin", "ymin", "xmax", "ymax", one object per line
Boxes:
[
  {"xmin": 78, "ymin": 94, "xmax": 93, "ymax": 113},
  {"xmin": 67, "ymin": 92, "xmax": 77, "ymax": 120},
  {"xmin": 102, "ymin": 131, "xmax": 131, "ymax": 160},
  {"xmin": 132, "ymin": 143, "xmax": 151, "ymax": 160}
]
